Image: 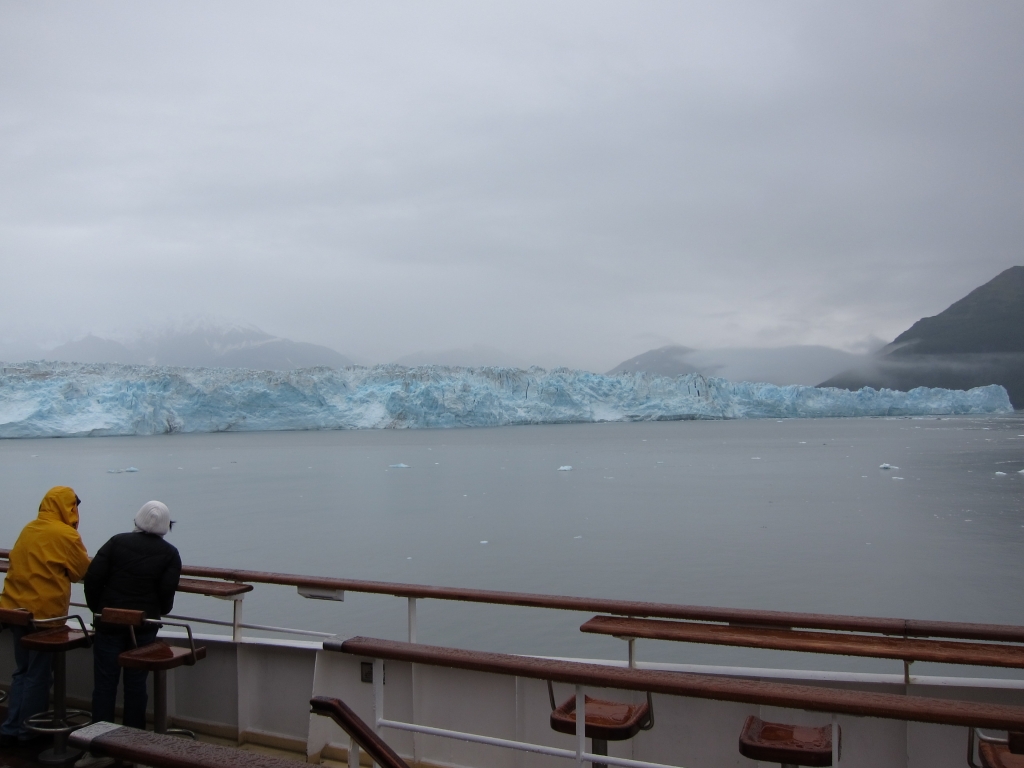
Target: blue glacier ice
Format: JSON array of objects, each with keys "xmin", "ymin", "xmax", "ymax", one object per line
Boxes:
[{"xmin": 0, "ymin": 361, "xmax": 1013, "ymax": 438}]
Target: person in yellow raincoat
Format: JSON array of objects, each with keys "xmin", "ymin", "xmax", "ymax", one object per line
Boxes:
[{"xmin": 0, "ymin": 487, "xmax": 90, "ymax": 745}]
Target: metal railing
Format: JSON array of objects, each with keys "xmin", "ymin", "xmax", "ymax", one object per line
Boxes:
[
  {"xmin": 333, "ymin": 636, "xmax": 1024, "ymax": 768},
  {"xmin": 7, "ymin": 547, "xmax": 1024, "ymax": 642}
]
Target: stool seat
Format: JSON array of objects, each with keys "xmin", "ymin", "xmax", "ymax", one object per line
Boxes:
[
  {"xmin": 738, "ymin": 716, "xmax": 836, "ymax": 767},
  {"xmin": 550, "ymin": 695, "xmax": 651, "ymax": 741},
  {"xmin": 980, "ymin": 743, "xmax": 1024, "ymax": 768},
  {"xmin": 118, "ymin": 641, "xmax": 206, "ymax": 671},
  {"xmin": 20, "ymin": 626, "xmax": 91, "ymax": 653}
]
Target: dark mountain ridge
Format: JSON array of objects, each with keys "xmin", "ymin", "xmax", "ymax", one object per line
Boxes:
[
  {"xmin": 886, "ymin": 266, "xmax": 1024, "ymax": 355},
  {"xmin": 821, "ymin": 266, "xmax": 1024, "ymax": 407}
]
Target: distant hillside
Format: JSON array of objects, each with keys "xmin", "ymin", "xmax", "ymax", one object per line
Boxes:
[
  {"xmin": 394, "ymin": 345, "xmax": 529, "ymax": 369},
  {"xmin": 609, "ymin": 344, "xmax": 862, "ymax": 386},
  {"xmin": 608, "ymin": 346, "xmax": 700, "ymax": 377},
  {"xmin": 46, "ymin": 326, "xmax": 353, "ymax": 371},
  {"xmin": 821, "ymin": 266, "xmax": 1024, "ymax": 407},
  {"xmin": 886, "ymin": 266, "xmax": 1024, "ymax": 355}
]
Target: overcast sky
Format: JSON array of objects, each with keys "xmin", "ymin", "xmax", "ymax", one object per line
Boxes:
[{"xmin": 1, "ymin": 2, "xmax": 1022, "ymax": 370}]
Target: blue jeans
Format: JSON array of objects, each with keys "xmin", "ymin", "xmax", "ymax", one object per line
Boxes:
[
  {"xmin": 2, "ymin": 626, "xmax": 53, "ymax": 739},
  {"xmin": 91, "ymin": 629, "xmax": 158, "ymax": 730}
]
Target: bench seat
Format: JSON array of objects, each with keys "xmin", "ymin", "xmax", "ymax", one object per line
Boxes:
[
  {"xmin": 69, "ymin": 722, "xmax": 297, "ymax": 768},
  {"xmin": 119, "ymin": 641, "xmax": 207, "ymax": 671}
]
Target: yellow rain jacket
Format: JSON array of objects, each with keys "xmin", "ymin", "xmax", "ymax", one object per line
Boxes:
[{"xmin": 0, "ymin": 487, "xmax": 90, "ymax": 620}]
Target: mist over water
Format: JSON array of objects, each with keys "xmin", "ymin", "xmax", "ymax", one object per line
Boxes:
[{"xmin": 2, "ymin": 415, "xmax": 1023, "ymax": 675}]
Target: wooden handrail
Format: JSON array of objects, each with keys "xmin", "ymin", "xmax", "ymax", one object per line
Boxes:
[
  {"xmin": 310, "ymin": 697, "xmax": 410, "ymax": 768},
  {"xmin": 333, "ymin": 636, "xmax": 1024, "ymax": 731},
  {"xmin": 3, "ymin": 547, "xmax": 1024, "ymax": 642},
  {"xmin": 581, "ymin": 616, "xmax": 1024, "ymax": 668}
]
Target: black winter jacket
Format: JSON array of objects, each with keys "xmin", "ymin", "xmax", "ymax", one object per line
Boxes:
[{"xmin": 84, "ymin": 532, "xmax": 181, "ymax": 632}]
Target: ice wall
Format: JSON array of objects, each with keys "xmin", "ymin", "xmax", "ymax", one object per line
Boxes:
[{"xmin": 0, "ymin": 361, "xmax": 1013, "ymax": 438}]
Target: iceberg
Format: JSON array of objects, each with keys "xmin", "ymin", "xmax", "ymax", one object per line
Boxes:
[{"xmin": 0, "ymin": 361, "xmax": 1013, "ymax": 439}]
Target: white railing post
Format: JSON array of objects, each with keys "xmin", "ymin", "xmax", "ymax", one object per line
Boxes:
[
  {"xmin": 628, "ymin": 638, "xmax": 636, "ymax": 669},
  {"xmin": 832, "ymin": 714, "xmax": 839, "ymax": 765},
  {"xmin": 408, "ymin": 598, "xmax": 417, "ymax": 643},
  {"xmin": 348, "ymin": 734, "xmax": 359, "ymax": 768},
  {"xmin": 576, "ymin": 684, "xmax": 586, "ymax": 767},
  {"xmin": 407, "ymin": 597, "xmax": 420, "ymax": 763},
  {"xmin": 232, "ymin": 595, "xmax": 244, "ymax": 642},
  {"xmin": 373, "ymin": 658, "xmax": 385, "ymax": 768}
]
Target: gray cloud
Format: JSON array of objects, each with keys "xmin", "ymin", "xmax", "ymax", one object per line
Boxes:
[{"xmin": 1, "ymin": 1, "xmax": 1022, "ymax": 371}]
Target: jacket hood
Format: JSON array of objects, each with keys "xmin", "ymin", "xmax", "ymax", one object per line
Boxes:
[{"xmin": 37, "ymin": 486, "xmax": 80, "ymax": 529}]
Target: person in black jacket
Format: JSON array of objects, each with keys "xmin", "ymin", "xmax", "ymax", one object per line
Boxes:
[{"xmin": 83, "ymin": 501, "xmax": 181, "ymax": 735}]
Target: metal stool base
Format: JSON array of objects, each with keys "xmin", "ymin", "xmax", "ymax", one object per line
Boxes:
[
  {"xmin": 36, "ymin": 745, "xmax": 83, "ymax": 765},
  {"xmin": 23, "ymin": 708, "xmax": 92, "ymax": 734}
]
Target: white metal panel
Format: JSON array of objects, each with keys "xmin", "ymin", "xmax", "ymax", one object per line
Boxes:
[
  {"xmin": 236, "ymin": 641, "xmax": 317, "ymax": 744},
  {"xmin": 168, "ymin": 636, "xmax": 239, "ymax": 730}
]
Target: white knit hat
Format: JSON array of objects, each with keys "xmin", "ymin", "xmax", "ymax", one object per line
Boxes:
[{"xmin": 134, "ymin": 501, "xmax": 172, "ymax": 536}]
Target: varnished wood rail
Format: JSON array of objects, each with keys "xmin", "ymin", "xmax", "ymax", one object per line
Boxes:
[
  {"xmin": 581, "ymin": 615, "xmax": 1024, "ymax": 669},
  {"xmin": 331, "ymin": 636, "xmax": 1024, "ymax": 731},
  {"xmin": 3, "ymin": 548, "xmax": 1024, "ymax": 643}
]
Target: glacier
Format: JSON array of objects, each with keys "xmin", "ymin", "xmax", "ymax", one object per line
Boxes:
[{"xmin": 0, "ymin": 361, "xmax": 1013, "ymax": 438}]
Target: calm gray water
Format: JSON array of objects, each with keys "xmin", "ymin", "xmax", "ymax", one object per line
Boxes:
[{"xmin": 2, "ymin": 415, "xmax": 1023, "ymax": 674}]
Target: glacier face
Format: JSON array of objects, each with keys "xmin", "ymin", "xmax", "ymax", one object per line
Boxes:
[{"xmin": 0, "ymin": 361, "xmax": 1013, "ymax": 438}]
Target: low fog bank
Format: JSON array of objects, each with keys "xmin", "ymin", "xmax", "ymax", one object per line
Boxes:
[
  {"xmin": 608, "ymin": 345, "xmax": 866, "ymax": 387},
  {"xmin": 820, "ymin": 354, "xmax": 1024, "ymax": 409},
  {"xmin": 4, "ymin": 326, "xmax": 353, "ymax": 372}
]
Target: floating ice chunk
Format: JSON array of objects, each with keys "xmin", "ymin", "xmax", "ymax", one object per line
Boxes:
[
  {"xmin": 480, "ymin": 540, "xmax": 488, "ymax": 544},
  {"xmin": 1018, "ymin": 469, "xmax": 1024, "ymax": 474},
  {"xmin": 558, "ymin": 466, "xmax": 573, "ymax": 471},
  {"xmin": 389, "ymin": 463, "xmax": 410, "ymax": 468},
  {"xmin": 107, "ymin": 467, "xmax": 139, "ymax": 474},
  {"xmin": 995, "ymin": 471, "xmax": 1007, "ymax": 476},
  {"xmin": 574, "ymin": 535, "xmax": 583, "ymax": 539},
  {"xmin": 751, "ymin": 457, "xmax": 761, "ymax": 460},
  {"xmin": 879, "ymin": 463, "xmax": 891, "ymax": 469},
  {"xmin": 892, "ymin": 477, "xmax": 904, "ymax": 480}
]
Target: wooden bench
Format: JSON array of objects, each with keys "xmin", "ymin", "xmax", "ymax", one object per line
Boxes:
[
  {"xmin": 580, "ymin": 615, "xmax": 1024, "ymax": 670},
  {"xmin": 329, "ymin": 636, "xmax": 1024, "ymax": 731},
  {"xmin": 69, "ymin": 722, "xmax": 299, "ymax": 768}
]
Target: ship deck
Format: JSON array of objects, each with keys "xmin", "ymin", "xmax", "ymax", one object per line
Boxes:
[{"xmin": 4, "ymin": 552, "xmax": 1024, "ymax": 768}]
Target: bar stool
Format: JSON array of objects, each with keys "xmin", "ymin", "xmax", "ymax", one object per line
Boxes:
[
  {"xmin": 968, "ymin": 727, "xmax": 1024, "ymax": 768},
  {"xmin": 739, "ymin": 716, "xmax": 838, "ymax": 768},
  {"xmin": 0, "ymin": 607, "xmax": 93, "ymax": 765},
  {"xmin": 99, "ymin": 607, "xmax": 206, "ymax": 737},
  {"xmin": 547, "ymin": 681, "xmax": 653, "ymax": 768}
]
